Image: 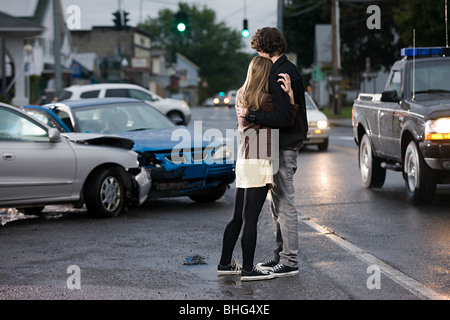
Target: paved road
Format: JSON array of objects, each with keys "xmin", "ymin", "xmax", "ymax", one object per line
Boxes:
[{"xmin": 0, "ymin": 106, "xmax": 448, "ymax": 302}]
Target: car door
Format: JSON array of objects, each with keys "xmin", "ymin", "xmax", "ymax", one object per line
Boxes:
[
  {"xmin": 379, "ymin": 69, "xmax": 402, "ymax": 158},
  {"xmin": 0, "ymin": 107, "xmax": 77, "ymax": 202}
]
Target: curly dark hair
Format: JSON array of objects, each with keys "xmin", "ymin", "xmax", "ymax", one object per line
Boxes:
[{"xmin": 250, "ymin": 27, "xmax": 287, "ymax": 57}]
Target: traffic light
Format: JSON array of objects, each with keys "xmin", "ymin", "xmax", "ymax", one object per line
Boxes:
[
  {"xmin": 123, "ymin": 11, "xmax": 130, "ymax": 29},
  {"xmin": 174, "ymin": 11, "xmax": 189, "ymax": 34},
  {"xmin": 112, "ymin": 10, "xmax": 122, "ymax": 30},
  {"xmin": 242, "ymin": 19, "xmax": 249, "ymax": 38},
  {"xmin": 112, "ymin": 10, "xmax": 130, "ymax": 30}
]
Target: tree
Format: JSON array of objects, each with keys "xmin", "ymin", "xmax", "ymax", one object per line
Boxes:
[
  {"xmin": 394, "ymin": 0, "xmax": 449, "ymax": 47},
  {"xmin": 140, "ymin": 2, "xmax": 251, "ymax": 102}
]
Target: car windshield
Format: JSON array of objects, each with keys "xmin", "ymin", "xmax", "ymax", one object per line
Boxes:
[
  {"xmin": 72, "ymin": 102, "xmax": 175, "ymax": 133},
  {"xmin": 305, "ymin": 94, "xmax": 317, "ymax": 110},
  {"xmin": 410, "ymin": 60, "xmax": 450, "ymax": 100}
]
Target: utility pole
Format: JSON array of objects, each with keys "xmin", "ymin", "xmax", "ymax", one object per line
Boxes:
[
  {"xmin": 331, "ymin": 0, "xmax": 341, "ymax": 115},
  {"xmin": 277, "ymin": 0, "xmax": 283, "ymax": 32},
  {"xmin": 53, "ymin": 0, "xmax": 62, "ymax": 98}
]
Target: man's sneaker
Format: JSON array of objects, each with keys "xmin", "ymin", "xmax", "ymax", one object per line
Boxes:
[
  {"xmin": 256, "ymin": 259, "xmax": 278, "ymax": 271},
  {"xmin": 241, "ymin": 268, "xmax": 274, "ymax": 281},
  {"xmin": 272, "ymin": 263, "xmax": 299, "ymax": 278},
  {"xmin": 217, "ymin": 258, "xmax": 242, "ymax": 275}
]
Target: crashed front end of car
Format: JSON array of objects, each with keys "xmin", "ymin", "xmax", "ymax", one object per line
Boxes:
[
  {"xmin": 127, "ymin": 128, "xmax": 235, "ymax": 199},
  {"xmin": 64, "ymin": 133, "xmax": 151, "ymax": 206}
]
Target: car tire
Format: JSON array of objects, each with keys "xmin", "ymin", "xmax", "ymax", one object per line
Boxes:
[
  {"xmin": 404, "ymin": 140, "xmax": 436, "ymax": 204},
  {"xmin": 318, "ymin": 138, "xmax": 329, "ymax": 151},
  {"xmin": 167, "ymin": 111, "xmax": 184, "ymax": 125},
  {"xmin": 359, "ymin": 134, "xmax": 386, "ymax": 188},
  {"xmin": 85, "ymin": 167, "xmax": 125, "ymax": 218},
  {"xmin": 188, "ymin": 184, "xmax": 228, "ymax": 203}
]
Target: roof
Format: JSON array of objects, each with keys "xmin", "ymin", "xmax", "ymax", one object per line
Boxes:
[
  {"xmin": 53, "ymin": 97, "xmax": 143, "ymax": 108},
  {"xmin": 0, "ymin": 11, "xmax": 44, "ymax": 37}
]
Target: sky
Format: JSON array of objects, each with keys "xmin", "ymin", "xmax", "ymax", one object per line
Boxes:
[{"xmin": 61, "ymin": 0, "xmax": 279, "ymax": 52}]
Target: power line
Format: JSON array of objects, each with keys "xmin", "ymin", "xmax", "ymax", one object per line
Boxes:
[{"xmin": 284, "ymin": 0, "xmax": 325, "ymax": 18}]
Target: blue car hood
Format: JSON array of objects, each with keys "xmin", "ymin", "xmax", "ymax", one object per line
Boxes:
[{"xmin": 117, "ymin": 127, "xmax": 223, "ymax": 153}]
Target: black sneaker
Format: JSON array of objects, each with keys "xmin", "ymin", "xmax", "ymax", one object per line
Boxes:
[
  {"xmin": 272, "ymin": 263, "xmax": 299, "ymax": 278},
  {"xmin": 241, "ymin": 267, "xmax": 274, "ymax": 281},
  {"xmin": 217, "ymin": 258, "xmax": 242, "ymax": 275},
  {"xmin": 256, "ymin": 259, "xmax": 279, "ymax": 271}
]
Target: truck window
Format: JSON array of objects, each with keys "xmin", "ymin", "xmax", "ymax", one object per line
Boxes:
[
  {"xmin": 411, "ymin": 62, "xmax": 450, "ymax": 96},
  {"xmin": 388, "ymin": 70, "xmax": 401, "ymax": 97}
]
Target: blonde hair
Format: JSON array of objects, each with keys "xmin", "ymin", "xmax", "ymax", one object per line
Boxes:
[{"xmin": 239, "ymin": 56, "xmax": 272, "ymax": 110}]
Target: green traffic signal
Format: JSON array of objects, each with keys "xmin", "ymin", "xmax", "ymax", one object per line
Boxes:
[
  {"xmin": 174, "ymin": 11, "xmax": 189, "ymax": 34},
  {"xmin": 242, "ymin": 19, "xmax": 249, "ymax": 38},
  {"xmin": 177, "ymin": 22, "xmax": 186, "ymax": 32}
]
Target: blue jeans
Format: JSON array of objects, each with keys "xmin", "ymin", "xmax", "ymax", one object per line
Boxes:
[{"xmin": 269, "ymin": 147, "xmax": 299, "ymax": 267}]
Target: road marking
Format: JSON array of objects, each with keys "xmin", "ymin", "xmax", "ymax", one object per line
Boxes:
[{"xmin": 299, "ymin": 215, "xmax": 448, "ymax": 300}]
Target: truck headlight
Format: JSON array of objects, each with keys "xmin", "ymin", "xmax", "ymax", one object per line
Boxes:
[{"xmin": 425, "ymin": 118, "xmax": 450, "ymax": 140}]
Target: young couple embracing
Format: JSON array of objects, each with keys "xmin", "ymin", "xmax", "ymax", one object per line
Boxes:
[{"xmin": 218, "ymin": 27, "xmax": 308, "ymax": 281}]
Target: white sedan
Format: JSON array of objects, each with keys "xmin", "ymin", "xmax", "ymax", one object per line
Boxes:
[{"xmin": 304, "ymin": 92, "xmax": 330, "ymax": 151}]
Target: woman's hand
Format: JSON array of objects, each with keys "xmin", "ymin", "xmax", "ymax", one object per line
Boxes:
[{"xmin": 278, "ymin": 73, "xmax": 295, "ymax": 104}]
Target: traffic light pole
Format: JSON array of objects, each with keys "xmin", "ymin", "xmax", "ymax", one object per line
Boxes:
[{"xmin": 277, "ymin": 0, "xmax": 283, "ymax": 32}]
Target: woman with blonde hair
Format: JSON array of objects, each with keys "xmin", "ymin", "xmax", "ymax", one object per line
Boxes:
[{"xmin": 217, "ymin": 56, "xmax": 297, "ymax": 281}]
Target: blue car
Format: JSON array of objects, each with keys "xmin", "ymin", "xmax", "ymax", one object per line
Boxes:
[{"xmin": 24, "ymin": 98, "xmax": 235, "ymax": 202}]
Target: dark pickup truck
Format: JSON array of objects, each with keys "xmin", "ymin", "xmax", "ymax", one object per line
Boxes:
[{"xmin": 352, "ymin": 47, "xmax": 450, "ymax": 204}]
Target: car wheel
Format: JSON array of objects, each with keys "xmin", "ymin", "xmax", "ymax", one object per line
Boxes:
[
  {"xmin": 404, "ymin": 141, "xmax": 436, "ymax": 204},
  {"xmin": 317, "ymin": 138, "xmax": 328, "ymax": 151},
  {"xmin": 188, "ymin": 184, "xmax": 228, "ymax": 203},
  {"xmin": 359, "ymin": 134, "xmax": 386, "ymax": 188},
  {"xmin": 167, "ymin": 111, "xmax": 184, "ymax": 125},
  {"xmin": 85, "ymin": 167, "xmax": 125, "ymax": 218}
]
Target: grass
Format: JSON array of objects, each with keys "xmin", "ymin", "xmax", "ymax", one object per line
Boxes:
[{"xmin": 321, "ymin": 106, "xmax": 353, "ymax": 119}]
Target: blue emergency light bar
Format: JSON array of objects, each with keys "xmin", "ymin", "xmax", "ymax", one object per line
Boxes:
[{"xmin": 401, "ymin": 47, "xmax": 450, "ymax": 57}]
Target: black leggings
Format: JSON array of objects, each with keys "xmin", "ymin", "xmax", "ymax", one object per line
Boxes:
[{"xmin": 219, "ymin": 185, "xmax": 269, "ymax": 272}]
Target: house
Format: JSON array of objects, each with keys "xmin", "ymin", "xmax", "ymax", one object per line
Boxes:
[
  {"xmin": 71, "ymin": 26, "xmax": 152, "ymax": 87},
  {"xmin": 175, "ymin": 52, "xmax": 199, "ymax": 106},
  {"xmin": 0, "ymin": 0, "xmax": 73, "ymax": 105}
]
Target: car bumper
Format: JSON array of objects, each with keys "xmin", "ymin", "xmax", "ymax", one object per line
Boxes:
[
  {"xmin": 304, "ymin": 128, "xmax": 330, "ymax": 144},
  {"xmin": 420, "ymin": 141, "xmax": 450, "ymax": 170},
  {"xmin": 147, "ymin": 163, "xmax": 235, "ymax": 198},
  {"xmin": 132, "ymin": 167, "xmax": 152, "ymax": 205}
]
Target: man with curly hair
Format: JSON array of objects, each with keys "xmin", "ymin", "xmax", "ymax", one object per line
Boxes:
[{"xmin": 242, "ymin": 27, "xmax": 308, "ymax": 278}]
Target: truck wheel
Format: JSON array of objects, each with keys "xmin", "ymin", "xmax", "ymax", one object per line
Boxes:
[
  {"xmin": 85, "ymin": 167, "xmax": 125, "ymax": 218},
  {"xmin": 359, "ymin": 134, "xmax": 386, "ymax": 188},
  {"xmin": 404, "ymin": 141, "xmax": 436, "ymax": 204}
]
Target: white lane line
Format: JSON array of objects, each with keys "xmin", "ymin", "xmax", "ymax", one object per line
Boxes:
[{"xmin": 299, "ymin": 215, "xmax": 448, "ymax": 300}]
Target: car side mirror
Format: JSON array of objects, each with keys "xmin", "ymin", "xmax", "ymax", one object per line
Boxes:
[
  {"xmin": 380, "ymin": 90, "xmax": 401, "ymax": 103},
  {"xmin": 48, "ymin": 128, "xmax": 61, "ymax": 142}
]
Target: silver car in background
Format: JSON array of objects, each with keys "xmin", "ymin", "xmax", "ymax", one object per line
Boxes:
[{"xmin": 0, "ymin": 103, "xmax": 150, "ymax": 218}]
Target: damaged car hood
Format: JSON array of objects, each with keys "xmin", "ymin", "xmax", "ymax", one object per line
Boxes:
[
  {"xmin": 117, "ymin": 127, "xmax": 223, "ymax": 153},
  {"xmin": 62, "ymin": 133, "xmax": 135, "ymax": 150}
]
